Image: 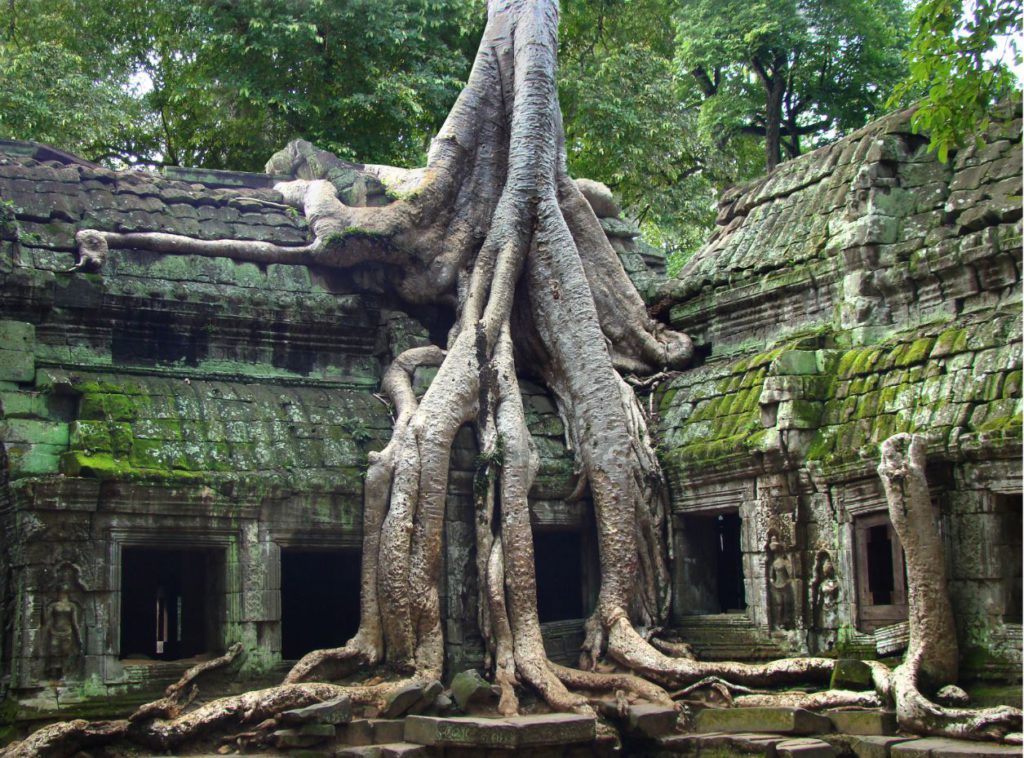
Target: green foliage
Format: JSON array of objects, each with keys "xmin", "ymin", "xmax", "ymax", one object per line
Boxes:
[
  {"xmin": 889, "ymin": 0, "xmax": 1022, "ymax": 162},
  {"xmin": 674, "ymin": 0, "xmax": 910, "ymax": 170},
  {"xmin": 1, "ymin": 0, "xmax": 484, "ymax": 170},
  {"xmin": 560, "ymin": 0, "xmax": 764, "ymax": 265}
]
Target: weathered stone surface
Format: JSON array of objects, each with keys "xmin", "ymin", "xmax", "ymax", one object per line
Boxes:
[
  {"xmin": 777, "ymin": 737, "xmax": 837, "ymax": 758},
  {"xmin": 890, "ymin": 738, "xmax": 1023, "ymax": 758},
  {"xmin": 279, "ymin": 694, "xmax": 353, "ymax": 725},
  {"xmin": 338, "ymin": 745, "xmax": 427, "ymax": 758},
  {"xmin": 826, "ymin": 710, "xmax": 897, "ymax": 736},
  {"xmin": 450, "ymin": 669, "xmax": 496, "ymax": 711},
  {"xmin": 403, "ymin": 714, "xmax": 596, "ymax": 748},
  {"xmin": 657, "ymin": 731, "xmax": 786, "ymax": 755},
  {"xmin": 625, "ymin": 703, "xmax": 680, "ymax": 738},
  {"xmin": 382, "ymin": 682, "xmax": 431, "ymax": 719},
  {"xmin": 272, "ymin": 724, "xmax": 336, "ymax": 748},
  {"xmin": 695, "ymin": 708, "xmax": 834, "ymax": 736},
  {"xmin": 575, "ymin": 178, "xmax": 621, "ymax": 219},
  {"xmin": 852, "ymin": 736, "xmax": 915, "ymax": 758}
]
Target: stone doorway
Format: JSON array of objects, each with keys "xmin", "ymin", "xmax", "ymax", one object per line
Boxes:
[
  {"xmin": 996, "ymin": 493, "xmax": 1022, "ymax": 623},
  {"xmin": 280, "ymin": 549, "xmax": 360, "ymax": 660},
  {"xmin": 533, "ymin": 530, "xmax": 585, "ymax": 623},
  {"xmin": 675, "ymin": 510, "xmax": 746, "ymax": 616},
  {"xmin": 119, "ymin": 547, "xmax": 225, "ymax": 661},
  {"xmin": 854, "ymin": 512, "xmax": 908, "ymax": 631}
]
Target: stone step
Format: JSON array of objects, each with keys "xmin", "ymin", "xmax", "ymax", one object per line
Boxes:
[
  {"xmin": 827, "ymin": 710, "xmax": 898, "ymax": 736},
  {"xmin": 403, "ymin": 713, "xmax": 596, "ymax": 749},
  {"xmin": 852, "ymin": 736, "xmax": 915, "ymax": 758},
  {"xmin": 342, "ymin": 719, "xmax": 406, "ymax": 746},
  {"xmin": 625, "ymin": 703, "xmax": 682, "ymax": 738},
  {"xmin": 890, "ymin": 737, "xmax": 1024, "ymax": 758},
  {"xmin": 656, "ymin": 731, "xmax": 788, "ymax": 755},
  {"xmin": 776, "ymin": 737, "xmax": 836, "ymax": 758},
  {"xmin": 337, "ymin": 743, "xmax": 428, "ymax": 758},
  {"xmin": 695, "ymin": 708, "xmax": 834, "ymax": 736}
]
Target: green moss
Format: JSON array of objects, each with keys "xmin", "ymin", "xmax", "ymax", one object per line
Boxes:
[
  {"xmin": 896, "ymin": 337, "xmax": 936, "ymax": 367},
  {"xmin": 61, "ymin": 451, "xmax": 132, "ymax": 478},
  {"xmin": 1003, "ymin": 370, "xmax": 1021, "ymax": 399}
]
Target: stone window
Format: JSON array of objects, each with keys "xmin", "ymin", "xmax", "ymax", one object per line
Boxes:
[
  {"xmin": 854, "ymin": 513, "xmax": 908, "ymax": 631},
  {"xmin": 280, "ymin": 549, "xmax": 360, "ymax": 660},
  {"xmin": 119, "ymin": 547, "xmax": 225, "ymax": 661}
]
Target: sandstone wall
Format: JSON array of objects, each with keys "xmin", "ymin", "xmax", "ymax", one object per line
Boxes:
[
  {"xmin": 0, "ymin": 152, "xmax": 588, "ymax": 719},
  {"xmin": 655, "ymin": 103, "xmax": 1021, "ymax": 674}
]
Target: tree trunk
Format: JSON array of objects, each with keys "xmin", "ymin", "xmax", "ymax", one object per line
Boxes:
[{"xmin": 879, "ymin": 434, "xmax": 1022, "ymax": 741}]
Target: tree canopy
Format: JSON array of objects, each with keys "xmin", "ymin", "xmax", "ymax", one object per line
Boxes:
[
  {"xmin": 1, "ymin": 0, "xmax": 484, "ymax": 170},
  {"xmin": 13, "ymin": 0, "xmax": 1015, "ymax": 266},
  {"xmin": 889, "ymin": 0, "xmax": 1022, "ymax": 163}
]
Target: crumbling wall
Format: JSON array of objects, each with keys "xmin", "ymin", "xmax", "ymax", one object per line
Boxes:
[{"xmin": 655, "ymin": 102, "xmax": 1021, "ymax": 675}]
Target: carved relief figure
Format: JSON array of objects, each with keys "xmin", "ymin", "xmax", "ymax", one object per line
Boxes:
[
  {"xmin": 812, "ymin": 549, "xmax": 840, "ymax": 649},
  {"xmin": 767, "ymin": 531, "xmax": 795, "ymax": 630},
  {"xmin": 43, "ymin": 582, "xmax": 83, "ymax": 679}
]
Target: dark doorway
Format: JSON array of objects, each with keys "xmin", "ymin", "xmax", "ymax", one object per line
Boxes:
[
  {"xmin": 280, "ymin": 549, "xmax": 360, "ymax": 660},
  {"xmin": 865, "ymin": 524, "xmax": 895, "ymax": 604},
  {"xmin": 120, "ymin": 547, "xmax": 224, "ymax": 660},
  {"xmin": 996, "ymin": 494, "xmax": 1022, "ymax": 623},
  {"xmin": 533, "ymin": 531, "xmax": 584, "ymax": 622},
  {"xmin": 716, "ymin": 513, "xmax": 746, "ymax": 612},
  {"xmin": 673, "ymin": 510, "xmax": 746, "ymax": 617}
]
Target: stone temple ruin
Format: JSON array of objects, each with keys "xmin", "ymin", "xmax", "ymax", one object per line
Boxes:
[{"xmin": 0, "ymin": 102, "xmax": 1020, "ymax": 754}]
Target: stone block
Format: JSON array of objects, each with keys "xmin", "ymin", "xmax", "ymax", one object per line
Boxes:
[
  {"xmin": 0, "ymin": 320, "xmax": 34, "ymax": 351},
  {"xmin": 695, "ymin": 707, "xmax": 834, "ymax": 735},
  {"xmin": 778, "ymin": 737, "xmax": 837, "ymax": 758},
  {"xmin": 450, "ymin": 669, "xmax": 496, "ymax": 711},
  {"xmin": 279, "ymin": 694, "xmax": 352, "ymax": 725},
  {"xmin": 658, "ymin": 731, "xmax": 785, "ymax": 755},
  {"xmin": 830, "ymin": 659, "xmax": 875, "ymax": 689},
  {"xmin": 371, "ymin": 719, "xmax": 406, "ymax": 744},
  {"xmin": 403, "ymin": 713, "xmax": 595, "ymax": 748},
  {"xmin": 626, "ymin": 703, "xmax": 679, "ymax": 738},
  {"xmin": 774, "ymin": 350, "xmax": 821, "ymax": 375},
  {"xmin": 0, "ymin": 349, "xmax": 34, "ymax": 382},
  {"xmin": 890, "ymin": 737, "xmax": 1023, "ymax": 758},
  {"xmin": 339, "ymin": 745, "xmax": 427, "ymax": 758},
  {"xmin": 827, "ymin": 710, "xmax": 897, "ymax": 736},
  {"xmin": 272, "ymin": 724, "xmax": 335, "ymax": 748},
  {"xmin": 852, "ymin": 736, "xmax": 914, "ymax": 758}
]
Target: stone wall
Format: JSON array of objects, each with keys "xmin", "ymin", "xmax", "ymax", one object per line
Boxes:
[
  {"xmin": 655, "ymin": 102, "xmax": 1021, "ymax": 674},
  {"xmin": 0, "ymin": 148, "xmax": 615, "ymax": 719}
]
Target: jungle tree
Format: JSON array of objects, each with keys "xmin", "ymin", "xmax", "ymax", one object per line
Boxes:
[{"xmin": 3, "ymin": 1, "xmax": 1021, "ymax": 755}]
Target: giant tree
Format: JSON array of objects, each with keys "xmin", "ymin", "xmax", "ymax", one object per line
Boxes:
[{"xmin": 3, "ymin": 1, "xmax": 1021, "ymax": 755}]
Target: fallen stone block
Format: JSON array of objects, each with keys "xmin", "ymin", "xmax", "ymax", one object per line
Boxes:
[
  {"xmin": 626, "ymin": 703, "xmax": 680, "ymax": 738},
  {"xmin": 403, "ymin": 713, "xmax": 595, "ymax": 748},
  {"xmin": 449, "ymin": 669, "xmax": 496, "ymax": 712},
  {"xmin": 777, "ymin": 737, "xmax": 836, "ymax": 758},
  {"xmin": 827, "ymin": 710, "xmax": 897, "ymax": 736},
  {"xmin": 891, "ymin": 737, "xmax": 1024, "ymax": 758},
  {"xmin": 382, "ymin": 680, "xmax": 441, "ymax": 719},
  {"xmin": 831, "ymin": 659, "xmax": 875, "ymax": 690},
  {"xmin": 852, "ymin": 735, "xmax": 914, "ymax": 758},
  {"xmin": 279, "ymin": 694, "xmax": 353, "ymax": 725},
  {"xmin": 695, "ymin": 707, "xmax": 834, "ymax": 736}
]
